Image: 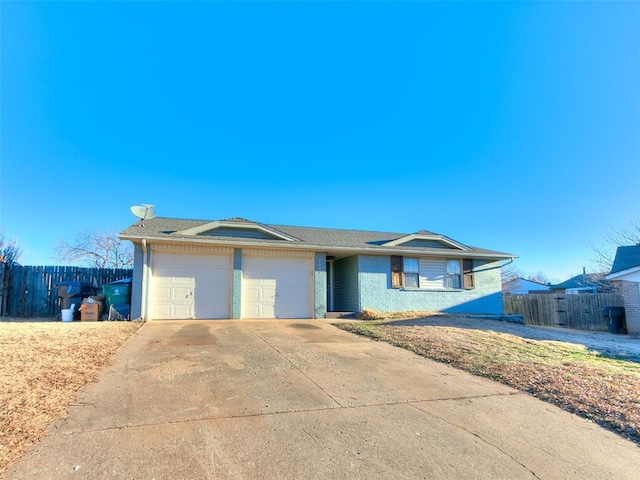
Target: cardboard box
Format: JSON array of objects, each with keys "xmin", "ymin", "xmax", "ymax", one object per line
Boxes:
[{"xmin": 79, "ymin": 297, "xmax": 104, "ymax": 321}]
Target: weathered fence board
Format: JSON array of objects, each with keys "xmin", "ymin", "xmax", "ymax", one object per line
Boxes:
[
  {"xmin": 503, "ymin": 293, "xmax": 625, "ymax": 331},
  {"xmin": 0, "ymin": 265, "xmax": 132, "ymax": 318}
]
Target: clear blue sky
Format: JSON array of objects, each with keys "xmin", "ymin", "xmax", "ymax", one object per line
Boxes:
[{"xmin": 1, "ymin": 1, "xmax": 639, "ymax": 283}]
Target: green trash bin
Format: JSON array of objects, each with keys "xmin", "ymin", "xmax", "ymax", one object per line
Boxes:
[{"xmin": 102, "ymin": 279, "xmax": 132, "ymax": 313}]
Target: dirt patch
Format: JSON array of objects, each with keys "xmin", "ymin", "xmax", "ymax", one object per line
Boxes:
[
  {"xmin": 0, "ymin": 320, "xmax": 142, "ymax": 476},
  {"xmin": 336, "ymin": 315, "xmax": 640, "ymax": 445}
]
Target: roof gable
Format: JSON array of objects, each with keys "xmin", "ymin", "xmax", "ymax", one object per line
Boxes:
[
  {"xmin": 381, "ymin": 233, "xmax": 469, "ymax": 251},
  {"xmin": 173, "ymin": 220, "xmax": 299, "ymax": 242}
]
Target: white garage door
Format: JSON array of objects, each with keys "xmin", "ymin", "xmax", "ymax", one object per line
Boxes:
[
  {"xmin": 151, "ymin": 252, "xmax": 231, "ymax": 319},
  {"xmin": 242, "ymin": 256, "xmax": 312, "ymax": 319}
]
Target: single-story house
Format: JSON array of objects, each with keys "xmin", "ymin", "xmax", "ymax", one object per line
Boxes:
[
  {"xmin": 119, "ymin": 217, "xmax": 517, "ymax": 320},
  {"xmin": 606, "ymin": 244, "xmax": 640, "ymax": 334},
  {"xmin": 549, "ymin": 272, "xmax": 612, "ymax": 294},
  {"xmin": 504, "ymin": 277, "xmax": 551, "ymax": 295}
]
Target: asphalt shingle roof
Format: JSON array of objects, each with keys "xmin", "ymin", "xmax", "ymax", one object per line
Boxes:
[
  {"xmin": 610, "ymin": 245, "xmax": 640, "ymax": 274},
  {"xmin": 550, "ymin": 273, "xmax": 608, "ymax": 290},
  {"xmin": 120, "ymin": 217, "xmax": 515, "ymax": 259}
]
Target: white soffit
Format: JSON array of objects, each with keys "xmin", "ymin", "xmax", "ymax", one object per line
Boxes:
[{"xmin": 606, "ymin": 265, "xmax": 640, "ymax": 281}]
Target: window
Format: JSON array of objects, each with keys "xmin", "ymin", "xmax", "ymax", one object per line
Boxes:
[
  {"xmin": 403, "ymin": 258, "xmax": 419, "ymax": 287},
  {"xmin": 392, "ymin": 256, "xmax": 474, "ymax": 290},
  {"xmin": 445, "ymin": 259, "xmax": 461, "ymax": 289},
  {"xmin": 391, "ymin": 256, "xmax": 419, "ymax": 287}
]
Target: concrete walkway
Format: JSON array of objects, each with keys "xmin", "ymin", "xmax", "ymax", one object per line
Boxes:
[{"xmin": 7, "ymin": 320, "xmax": 640, "ymax": 479}]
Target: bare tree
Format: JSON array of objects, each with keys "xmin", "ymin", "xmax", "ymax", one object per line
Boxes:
[
  {"xmin": 0, "ymin": 228, "xmax": 21, "ymax": 265},
  {"xmin": 526, "ymin": 271, "xmax": 550, "ymax": 285},
  {"xmin": 55, "ymin": 229, "xmax": 133, "ymax": 268},
  {"xmin": 501, "ymin": 264, "xmax": 522, "ymax": 292},
  {"xmin": 502, "ymin": 265, "xmax": 552, "ymax": 293},
  {"xmin": 0, "ymin": 229, "xmax": 22, "ymax": 315},
  {"xmin": 588, "ymin": 219, "xmax": 640, "ymax": 273}
]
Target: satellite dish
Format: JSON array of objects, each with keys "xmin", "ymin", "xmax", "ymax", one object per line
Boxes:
[{"xmin": 130, "ymin": 204, "xmax": 156, "ymax": 226}]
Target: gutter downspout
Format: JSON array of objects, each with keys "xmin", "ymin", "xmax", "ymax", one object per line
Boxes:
[
  {"xmin": 472, "ymin": 257, "xmax": 515, "ymax": 273},
  {"xmin": 142, "ymin": 239, "xmax": 148, "ymax": 320}
]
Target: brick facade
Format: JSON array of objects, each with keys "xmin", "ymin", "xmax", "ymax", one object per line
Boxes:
[
  {"xmin": 314, "ymin": 253, "xmax": 327, "ymax": 318},
  {"xmin": 356, "ymin": 255, "xmax": 504, "ymax": 314},
  {"xmin": 130, "ymin": 249, "xmax": 506, "ymax": 319},
  {"xmin": 130, "ymin": 243, "xmax": 144, "ymax": 319},
  {"xmin": 614, "ymin": 280, "xmax": 640, "ymax": 335},
  {"xmin": 231, "ymin": 248, "xmax": 242, "ymax": 319}
]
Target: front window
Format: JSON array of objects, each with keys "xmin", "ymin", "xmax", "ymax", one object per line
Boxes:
[
  {"xmin": 403, "ymin": 258, "xmax": 419, "ymax": 287},
  {"xmin": 445, "ymin": 259, "xmax": 462, "ymax": 289},
  {"xmin": 391, "ymin": 256, "xmax": 474, "ymax": 290}
]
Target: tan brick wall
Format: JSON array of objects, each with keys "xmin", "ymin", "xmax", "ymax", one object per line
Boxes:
[{"xmin": 615, "ymin": 280, "xmax": 640, "ymax": 335}]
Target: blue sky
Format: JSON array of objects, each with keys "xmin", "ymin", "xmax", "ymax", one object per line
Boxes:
[{"xmin": 1, "ymin": 1, "xmax": 639, "ymax": 283}]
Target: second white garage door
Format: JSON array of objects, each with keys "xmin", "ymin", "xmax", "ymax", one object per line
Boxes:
[
  {"xmin": 151, "ymin": 252, "xmax": 231, "ymax": 319},
  {"xmin": 242, "ymin": 256, "xmax": 312, "ymax": 319}
]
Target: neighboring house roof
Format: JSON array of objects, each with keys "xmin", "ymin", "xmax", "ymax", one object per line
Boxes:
[
  {"xmin": 609, "ymin": 245, "xmax": 640, "ymax": 274},
  {"xmin": 606, "ymin": 245, "xmax": 640, "ymax": 281},
  {"xmin": 119, "ymin": 217, "xmax": 516, "ymax": 260},
  {"xmin": 516, "ymin": 278, "xmax": 549, "ymax": 288},
  {"xmin": 506, "ymin": 278, "xmax": 550, "ymax": 294},
  {"xmin": 549, "ymin": 273, "xmax": 609, "ymax": 291}
]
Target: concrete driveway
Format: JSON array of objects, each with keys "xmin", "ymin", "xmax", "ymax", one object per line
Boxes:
[{"xmin": 7, "ymin": 320, "xmax": 640, "ymax": 479}]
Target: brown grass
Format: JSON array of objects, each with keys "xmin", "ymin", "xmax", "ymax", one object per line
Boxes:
[
  {"xmin": 336, "ymin": 319, "xmax": 640, "ymax": 445},
  {"xmin": 0, "ymin": 320, "xmax": 142, "ymax": 476}
]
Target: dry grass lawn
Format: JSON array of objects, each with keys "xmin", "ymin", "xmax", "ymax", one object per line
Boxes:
[
  {"xmin": 0, "ymin": 320, "xmax": 142, "ymax": 476},
  {"xmin": 337, "ymin": 318, "xmax": 640, "ymax": 445}
]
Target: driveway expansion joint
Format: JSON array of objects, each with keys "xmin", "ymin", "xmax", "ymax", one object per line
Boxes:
[
  {"xmin": 252, "ymin": 331, "xmax": 345, "ymax": 408},
  {"xmin": 53, "ymin": 392, "xmax": 522, "ymax": 437},
  {"xmin": 409, "ymin": 399, "xmax": 542, "ymax": 480}
]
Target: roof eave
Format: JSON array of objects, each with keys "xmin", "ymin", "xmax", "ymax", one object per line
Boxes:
[
  {"xmin": 606, "ymin": 265, "xmax": 640, "ymax": 280},
  {"xmin": 119, "ymin": 233, "xmax": 516, "ymax": 260}
]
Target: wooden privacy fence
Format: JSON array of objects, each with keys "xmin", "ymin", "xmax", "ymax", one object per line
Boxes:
[
  {"xmin": 0, "ymin": 265, "xmax": 132, "ymax": 318},
  {"xmin": 503, "ymin": 293, "xmax": 625, "ymax": 331}
]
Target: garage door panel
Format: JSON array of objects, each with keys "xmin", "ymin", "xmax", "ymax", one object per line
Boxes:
[
  {"xmin": 276, "ymin": 286, "xmax": 308, "ymax": 302},
  {"xmin": 151, "ymin": 252, "xmax": 231, "ymax": 320},
  {"xmin": 242, "ymin": 256, "xmax": 311, "ymax": 319},
  {"xmin": 152, "ymin": 304, "xmax": 172, "ymax": 319}
]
